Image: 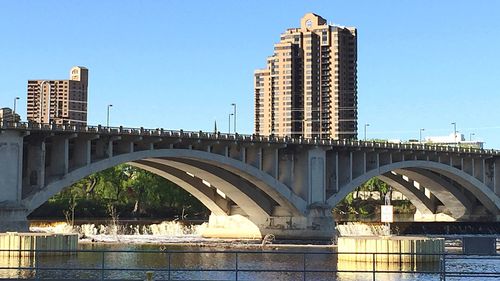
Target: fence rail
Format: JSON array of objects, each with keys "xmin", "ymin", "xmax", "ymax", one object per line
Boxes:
[
  {"xmin": 1, "ymin": 121, "xmax": 497, "ymax": 156},
  {"xmin": 0, "ymin": 249, "xmax": 499, "ymax": 280}
]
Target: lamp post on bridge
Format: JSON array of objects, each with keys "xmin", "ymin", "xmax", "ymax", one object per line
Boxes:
[
  {"xmin": 13, "ymin": 97, "xmax": 20, "ymax": 122},
  {"xmin": 451, "ymin": 122, "xmax": 457, "ymax": 142},
  {"xmin": 107, "ymin": 104, "xmax": 113, "ymax": 127},
  {"xmin": 231, "ymin": 103, "xmax": 236, "ymax": 134},
  {"xmin": 470, "ymin": 133, "xmax": 475, "ymax": 141},
  {"xmin": 364, "ymin": 123, "xmax": 370, "ymax": 141},
  {"xmin": 419, "ymin": 128, "xmax": 425, "ymax": 143},
  {"xmin": 228, "ymin": 113, "xmax": 233, "ymax": 134}
]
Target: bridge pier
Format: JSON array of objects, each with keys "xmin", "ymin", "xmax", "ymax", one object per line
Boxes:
[
  {"xmin": 0, "ymin": 130, "xmax": 29, "ymax": 232},
  {"xmin": 0, "ymin": 207, "xmax": 29, "ymax": 232},
  {"xmin": 202, "ymin": 204, "xmax": 335, "ymax": 240}
]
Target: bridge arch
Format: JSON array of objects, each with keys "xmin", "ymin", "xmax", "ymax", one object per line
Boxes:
[
  {"xmin": 22, "ymin": 149, "xmax": 305, "ymax": 227},
  {"xmin": 130, "ymin": 161, "xmax": 230, "ymax": 216},
  {"xmin": 327, "ymin": 160, "xmax": 500, "ymax": 219},
  {"xmin": 377, "ymin": 172, "xmax": 436, "ymax": 215}
]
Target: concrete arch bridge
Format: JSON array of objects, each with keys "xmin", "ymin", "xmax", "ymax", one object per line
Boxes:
[{"xmin": 1, "ymin": 122, "xmax": 500, "ymax": 239}]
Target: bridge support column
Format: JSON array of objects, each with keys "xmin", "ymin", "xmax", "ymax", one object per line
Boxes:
[
  {"xmin": 48, "ymin": 136, "xmax": 69, "ymax": 177},
  {"xmin": 0, "ymin": 131, "xmax": 29, "ymax": 232},
  {"xmin": 203, "ymin": 212, "xmax": 335, "ymax": 240}
]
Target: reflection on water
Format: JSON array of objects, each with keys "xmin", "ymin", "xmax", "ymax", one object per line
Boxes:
[
  {"xmin": 0, "ymin": 244, "xmax": 498, "ymax": 280},
  {"xmin": 0, "ymin": 255, "xmax": 35, "ymax": 279}
]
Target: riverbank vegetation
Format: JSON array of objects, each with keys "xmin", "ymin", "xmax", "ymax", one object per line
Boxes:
[
  {"xmin": 333, "ymin": 178, "xmax": 416, "ymax": 221},
  {"xmin": 29, "ymin": 165, "xmax": 210, "ymax": 221}
]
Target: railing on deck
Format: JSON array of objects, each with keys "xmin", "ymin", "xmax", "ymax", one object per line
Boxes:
[
  {"xmin": 0, "ymin": 249, "xmax": 499, "ymax": 280},
  {"xmin": 1, "ymin": 121, "xmax": 498, "ymax": 156}
]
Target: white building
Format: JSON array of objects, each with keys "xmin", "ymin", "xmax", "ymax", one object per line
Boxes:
[{"xmin": 425, "ymin": 133, "xmax": 483, "ymax": 149}]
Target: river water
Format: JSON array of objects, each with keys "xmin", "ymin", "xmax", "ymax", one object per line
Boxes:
[{"xmin": 0, "ymin": 221, "xmax": 498, "ymax": 280}]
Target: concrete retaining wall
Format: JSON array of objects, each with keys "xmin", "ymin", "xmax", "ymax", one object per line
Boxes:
[
  {"xmin": 0, "ymin": 232, "xmax": 78, "ymax": 256},
  {"xmin": 338, "ymin": 236, "xmax": 444, "ymax": 263}
]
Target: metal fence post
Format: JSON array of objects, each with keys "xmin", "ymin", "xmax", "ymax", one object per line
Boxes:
[
  {"xmin": 101, "ymin": 251, "xmax": 105, "ymax": 281},
  {"xmin": 35, "ymin": 249, "xmax": 39, "ymax": 281},
  {"xmin": 442, "ymin": 253, "xmax": 446, "ymax": 281},
  {"xmin": 168, "ymin": 252, "xmax": 171, "ymax": 281},
  {"xmin": 235, "ymin": 252, "xmax": 239, "ymax": 281},
  {"xmin": 303, "ymin": 253, "xmax": 306, "ymax": 281},
  {"xmin": 372, "ymin": 253, "xmax": 376, "ymax": 281}
]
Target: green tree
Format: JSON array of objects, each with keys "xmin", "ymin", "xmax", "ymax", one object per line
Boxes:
[{"xmin": 30, "ymin": 164, "xmax": 209, "ymax": 220}]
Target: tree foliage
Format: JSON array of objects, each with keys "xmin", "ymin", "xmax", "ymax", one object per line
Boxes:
[
  {"xmin": 333, "ymin": 177, "xmax": 415, "ymax": 220},
  {"xmin": 30, "ymin": 165, "xmax": 209, "ymax": 220}
]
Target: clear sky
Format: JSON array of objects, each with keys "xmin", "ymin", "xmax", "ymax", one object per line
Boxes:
[{"xmin": 1, "ymin": 1, "xmax": 499, "ymax": 148}]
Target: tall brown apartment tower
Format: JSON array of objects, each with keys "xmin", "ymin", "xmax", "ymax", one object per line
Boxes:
[
  {"xmin": 27, "ymin": 66, "xmax": 88, "ymax": 125},
  {"xmin": 254, "ymin": 13, "xmax": 357, "ymax": 139}
]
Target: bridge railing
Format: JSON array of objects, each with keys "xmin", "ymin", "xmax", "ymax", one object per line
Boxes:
[
  {"xmin": 0, "ymin": 248, "xmax": 499, "ymax": 281},
  {"xmin": 1, "ymin": 121, "xmax": 498, "ymax": 156}
]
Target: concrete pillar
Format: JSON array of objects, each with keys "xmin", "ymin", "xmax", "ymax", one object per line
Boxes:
[
  {"xmin": 473, "ymin": 158, "xmax": 483, "ymax": 182},
  {"xmin": 337, "ymin": 151, "xmax": 351, "ymax": 189},
  {"xmin": 325, "ymin": 150, "xmax": 338, "ymax": 194},
  {"xmin": 48, "ymin": 136, "xmax": 69, "ymax": 177},
  {"xmin": 71, "ymin": 138, "xmax": 91, "ymax": 170},
  {"xmin": 0, "ymin": 131, "xmax": 24, "ymax": 204},
  {"xmin": 277, "ymin": 151, "xmax": 293, "ymax": 187},
  {"xmin": 494, "ymin": 159, "xmax": 500, "ymax": 196},
  {"xmin": 240, "ymin": 146, "xmax": 246, "ymax": 163},
  {"xmin": 113, "ymin": 139, "xmax": 133, "ymax": 155},
  {"xmin": 379, "ymin": 152, "xmax": 391, "ymax": 166},
  {"xmin": 484, "ymin": 158, "xmax": 494, "ymax": 190},
  {"xmin": 262, "ymin": 147, "xmax": 278, "ymax": 178},
  {"xmin": 293, "ymin": 149, "xmax": 308, "ymax": 201},
  {"xmin": 245, "ymin": 146, "xmax": 262, "ymax": 170},
  {"xmin": 308, "ymin": 148, "xmax": 326, "ymax": 204},
  {"xmin": 0, "ymin": 131, "xmax": 29, "ymax": 232},
  {"xmin": 366, "ymin": 152, "xmax": 378, "ymax": 172},
  {"xmin": 93, "ymin": 138, "xmax": 108, "ymax": 160},
  {"xmin": 463, "ymin": 158, "xmax": 473, "ymax": 176},
  {"xmin": 23, "ymin": 137, "xmax": 46, "ymax": 197}
]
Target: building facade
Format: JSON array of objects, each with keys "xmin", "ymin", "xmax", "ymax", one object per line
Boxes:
[
  {"xmin": 425, "ymin": 133, "xmax": 484, "ymax": 149},
  {"xmin": 0, "ymin": 108, "xmax": 20, "ymax": 123},
  {"xmin": 27, "ymin": 66, "xmax": 88, "ymax": 125},
  {"xmin": 254, "ymin": 13, "xmax": 357, "ymax": 139}
]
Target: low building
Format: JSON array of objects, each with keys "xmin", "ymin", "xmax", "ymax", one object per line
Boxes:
[
  {"xmin": 0, "ymin": 107, "xmax": 20, "ymax": 123},
  {"xmin": 425, "ymin": 133, "xmax": 483, "ymax": 149}
]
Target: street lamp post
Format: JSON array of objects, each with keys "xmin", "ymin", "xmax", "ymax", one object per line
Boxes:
[
  {"xmin": 451, "ymin": 122, "xmax": 457, "ymax": 142},
  {"xmin": 364, "ymin": 123, "xmax": 370, "ymax": 141},
  {"xmin": 231, "ymin": 103, "xmax": 236, "ymax": 134},
  {"xmin": 419, "ymin": 128, "xmax": 425, "ymax": 143},
  {"xmin": 470, "ymin": 133, "xmax": 475, "ymax": 141},
  {"xmin": 228, "ymin": 113, "xmax": 234, "ymax": 134},
  {"xmin": 13, "ymin": 97, "xmax": 20, "ymax": 121},
  {"xmin": 107, "ymin": 104, "xmax": 113, "ymax": 127}
]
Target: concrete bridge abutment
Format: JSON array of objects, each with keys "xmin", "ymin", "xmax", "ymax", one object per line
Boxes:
[{"xmin": 0, "ymin": 130, "xmax": 29, "ymax": 232}]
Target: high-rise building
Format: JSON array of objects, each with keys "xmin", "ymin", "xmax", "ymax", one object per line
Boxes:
[
  {"xmin": 27, "ymin": 66, "xmax": 88, "ymax": 125},
  {"xmin": 254, "ymin": 13, "xmax": 357, "ymax": 139}
]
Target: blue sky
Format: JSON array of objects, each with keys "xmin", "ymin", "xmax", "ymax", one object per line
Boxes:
[{"xmin": 1, "ymin": 1, "xmax": 499, "ymax": 148}]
